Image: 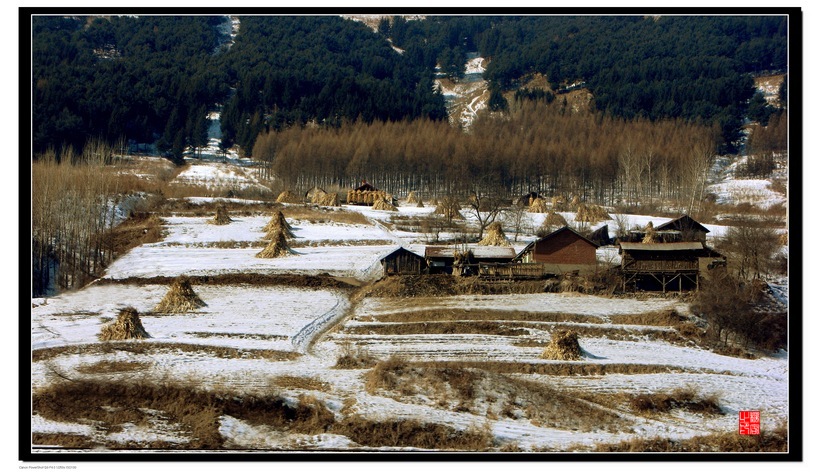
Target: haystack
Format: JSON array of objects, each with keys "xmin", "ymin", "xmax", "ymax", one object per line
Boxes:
[
  {"xmin": 154, "ymin": 276, "xmax": 207, "ymax": 313},
  {"xmin": 575, "ymin": 204, "xmax": 611, "ymax": 225},
  {"xmin": 540, "ymin": 330, "xmax": 582, "ymax": 360},
  {"xmin": 779, "ymin": 232, "xmax": 788, "ymax": 245},
  {"xmin": 528, "ymin": 197, "xmax": 549, "ymax": 213},
  {"xmin": 478, "ymin": 222, "xmax": 511, "ymax": 246},
  {"xmin": 434, "ymin": 199, "xmax": 464, "ymax": 220},
  {"xmin": 430, "ymin": 197, "xmax": 439, "ymax": 207},
  {"xmin": 276, "ymin": 190, "xmax": 301, "ymax": 204},
  {"xmin": 372, "ymin": 197, "xmax": 398, "ymax": 211},
  {"xmin": 256, "ymin": 229, "xmax": 293, "ymax": 258},
  {"xmin": 99, "ymin": 307, "xmax": 150, "ymax": 341},
  {"xmin": 570, "ymin": 195, "xmax": 581, "ymax": 207},
  {"xmin": 263, "ymin": 210, "xmax": 295, "ymax": 238},
  {"xmin": 405, "ymin": 191, "xmax": 418, "ymax": 204},
  {"xmin": 537, "ymin": 211, "xmax": 568, "ymax": 236},
  {"xmin": 315, "ymin": 190, "xmax": 340, "ymax": 207},
  {"xmin": 642, "ymin": 221, "xmax": 657, "ymax": 244},
  {"xmin": 416, "ymin": 198, "xmax": 425, "ymax": 208},
  {"xmin": 551, "ymin": 196, "xmax": 566, "ymax": 211},
  {"xmin": 208, "ymin": 205, "xmax": 232, "ymax": 225}
]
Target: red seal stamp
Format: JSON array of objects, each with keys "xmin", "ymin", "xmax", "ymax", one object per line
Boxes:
[{"xmin": 739, "ymin": 411, "xmax": 760, "ymax": 435}]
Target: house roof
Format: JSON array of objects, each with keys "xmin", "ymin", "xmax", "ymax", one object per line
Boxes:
[
  {"xmin": 515, "ymin": 226, "xmax": 598, "ymax": 260},
  {"xmin": 380, "ymin": 247, "xmax": 425, "ymax": 262},
  {"xmin": 425, "ymin": 245, "xmax": 516, "ymax": 260},
  {"xmin": 619, "ymin": 242, "xmax": 705, "ymax": 252},
  {"xmin": 656, "ymin": 215, "xmax": 710, "ymax": 233}
]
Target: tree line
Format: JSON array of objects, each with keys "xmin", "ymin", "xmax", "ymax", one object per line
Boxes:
[{"xmin": 253, "ymin": 99, "xmax": 720, "ymax": 214}]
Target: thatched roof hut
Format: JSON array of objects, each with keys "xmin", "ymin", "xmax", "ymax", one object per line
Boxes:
[
  {"xmin": 154, "ymin": 276, "xmax": 207, "ymax": 313},
  {"xmin": 99, "ymin": 307, "xmax": 151, "ymax": 341}
]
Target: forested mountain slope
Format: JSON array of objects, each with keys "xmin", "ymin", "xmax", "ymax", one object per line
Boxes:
[{"xmin": 31, "ymin": 14, "xmax": 789, "ymax": 159}]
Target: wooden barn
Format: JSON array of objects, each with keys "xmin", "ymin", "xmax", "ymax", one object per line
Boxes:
[
  {"xmin": 425, "ymin": 245, "xmax": 516, "ymax": 275},
  {"xmin": 380, "ymin": 247, "xmax": 428, "ymax": 276},
  {"xmin": 619, "ymin": 241, "xmax": 725, "ymax": 292},
  {"xmin": 515, "ymin": 226, "xmax": 599, "ymax": 276},
  {"xmin": 655, "ymin": 215, "xmax": 711, "ymax": 242}
]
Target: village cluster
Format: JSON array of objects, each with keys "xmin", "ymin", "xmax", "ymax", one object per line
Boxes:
[{"xmin": 266, "ymin": 180, "xmax": 727, "ymax": 295}]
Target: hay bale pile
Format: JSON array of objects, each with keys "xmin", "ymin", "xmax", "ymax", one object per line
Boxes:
[
  {"xmin": 154, "ymin": 276, "xmax": 207, "ymax": 313},
  {"xmin": 276, "ymin": 190, "xmax": 301, "ymax": 204},
  {"xmin": 434, "ymin": 199, "xmax": 464, "ymax": 220},
  {"xmin": 537, "ymin": 211, "xmax": 568, "ymax": 236},
  {"xmin": 372, "ymin": 197, "xmax": 398, "ymax": 211},
  {"xmin": 208, "ymin": 205, "xmax": 232, "ymax": 225},
  {"xmin": 405, "ymin": 191, "xmax": 418, "ymax": 204},
  {"xmin": 478, "ymin": 222, "xmax": 511, "ymax": 246},
  {"xmin": 528, "ymin": 197, "xmax": 549, "ymax": 213},
  {"xmin": 99, "ymin": 307, "xmax": 151, "ymax": 341},
  {"xmin": 551, "ymin": 196, "xmax": 567, "ymax": 211},
  {"xmin": 540, "ymin": 330, "xmax": 582, "ymax": 360},
  {"xmin": 264, "ymin": 210, "xmax": 295, "ymax": 238},
  {"xmin": 642, "ymin": 221, "xmax": 657, "ymax": 244},
  {"xmin": 575, "ymin": 204, "xmax": 611, "ymax": 225},
  {"xmin": 256, "ymin": 229, "xmax": 293, "ymax": 258},
  {"xmin": 310, "ymin": 189, "xmax": 340, "ymax": 207}
]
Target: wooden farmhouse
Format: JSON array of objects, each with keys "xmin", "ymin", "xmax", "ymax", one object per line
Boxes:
[
  {"xmin": 515, "ymin": 226, "xmax": 600, "ymax": 275},
  {"xmin": 619, "ymin": 241, "xmax": 725, "ymax": 292},
  {"xmin": 425, "ymin": 245, "xmax": 516, "ymax": 275},
  {"xmin": 380, "ymin": 247, "xmax": 428, "ymax": 276}
]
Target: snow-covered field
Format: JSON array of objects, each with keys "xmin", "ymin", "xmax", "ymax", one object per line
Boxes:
[{"xmin": 28, "ymin": 101, "xmax": 791, "ymax": 454}]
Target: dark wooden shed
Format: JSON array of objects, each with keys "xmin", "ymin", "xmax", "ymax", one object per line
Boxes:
[
  {"xmin": 515, "ymin": 226, "xmax": 599, "ymax": 275},
  {"xmin": 619, "ymin": 241, "xmax": 725, "ymax": 292},
  {"xmin": 381, "ymin": 247, "xmax": 428, "ymax": 276},
  {"xmin": 425, "ymin": 245, "xmax": 516, "ymax": 275},
  {"xmin": 656, "ymin": 215, "xmax": 711, "ymax": 242}
]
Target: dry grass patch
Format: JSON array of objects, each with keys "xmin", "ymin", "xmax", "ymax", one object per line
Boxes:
[
  {"xmin": 364, "ymin": 358, "xmax": 625, "ymax": 433},
  {"xmin": 101, "ymin": 213, "xmax": 165, "ymax": 257},
  {"xmin": 33, "ymin": 380, "xmax": 335, "ymax": 450},
  {"xmin": 343, "ymin": 321, "xmax": 530, "ymax": 336},
  {"xmin": 334, "ymin": 343, "xmax": 379, "ymax": 369},
  {"xmin": 283, "ymin": 206, "xmax": 371, "ymax": 225},
  {"xmin": 96, "ymin": 273, "xmax": 358, "ymax": 289},
  {"xmin": 272, "ymin": 376, "xmax": 331, "ymax": 392},
  {"xmin": 629, "ymin": 387, "xmax": 723, "ymax": 415},
  {"xmin": 441, "ymin": 360, "xmax": 718, "ymax": 376},
  {"xmin": 334, "ymin": 415, "xmax": 493, "ymax": 451},
  {"xmin": 588, "ymin": 424, "xmax": 788, "ymax": 452},
  {"xmin": 32, "ymin": 342, "xmax": 300, "ymax": 363},
  {"xmin": 609, "ymin": 310, "xmax": 687, "ymax": 326},
  {"xmin": 75, "ymin": 360, "xmax": 152, "ymax": 374},
  {"xmin": 32, "ymin": 432, "xmax": 96, "ymax": 449},
  {"xmin": 367, "ymin": 309, "xmax": 603, "ymax": 324}
]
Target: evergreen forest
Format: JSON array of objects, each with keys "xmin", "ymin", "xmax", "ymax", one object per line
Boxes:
[{"xmin": 32, "ymin": 14, "xmax": 788, "ymax": 159}]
